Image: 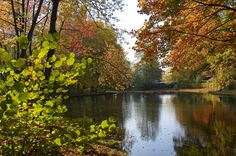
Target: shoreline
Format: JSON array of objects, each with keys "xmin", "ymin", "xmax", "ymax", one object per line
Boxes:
[
  {"xmin": 69, "ymin": 88, "xmax": 236, "ymax": 97},
  {"xmin": 126, "ymin": 88, "xmax": 236, "ymax": 96}
]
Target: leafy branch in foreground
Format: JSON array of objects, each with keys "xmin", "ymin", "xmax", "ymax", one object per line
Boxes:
[{"xmin": 0, "ymin": 35, "xmax": 117, "ymax": 155}]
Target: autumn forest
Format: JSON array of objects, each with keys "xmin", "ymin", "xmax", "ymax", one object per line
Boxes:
[{"xmin": 0, "ymin": 0, "xmax": 235, "ymax": 155}]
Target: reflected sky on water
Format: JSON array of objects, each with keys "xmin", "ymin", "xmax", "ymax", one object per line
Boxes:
[{"xmin": 66, "ymin": 93, "xmax": 236, "ymax": 156}]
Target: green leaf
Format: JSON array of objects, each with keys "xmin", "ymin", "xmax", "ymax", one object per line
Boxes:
[
  {"xmin": 101, "ymin": 120, "xmax": 109, "ymax": 129},
  {"xmin": 0, "ymin": 79, "xmax": 4, "ymax": 86},
  {"xmin": 60, "ymin": 55, "xmax": 67, "ymax": 62},
  {"xmin": 66, "ymin": 58, "xmax": 75, "ymax": 66},
  {"xmin": 48, "ymin": 34, "xmax": 54, "ymax": 42},
  {"xmin": 2, "ymin": 52, "xmax": 12, "ymax": 63},
  {"xmin": 90, "ymin": 125, "xmax": 96, "ymax": 133},
  {"xmin": 0, "ymin": 48, "xmax": 5, "ymax": 54},
  {"xmin": 19, "ymin": 35, "xmax": 28, "ymax": 50},
  {"xmin": 15, "ymin": 58, "xmax": 26, "ymax": 68},
  {"xmin": 21, "ymin": 69, "xmax": 30, "ymax": 77},
  {"xmin": 69, "ymin": 52, "xmax": 75, "ymax": 58},
  {"xmin": 81, "ymin": 59, "xmax": 86, "ymax": 64},
  {"xmin": 53, "ymin": 32, "xmax": 60, "ymax": 41},
  {"xmin": 56, "ymin": 88, "xmax": 62, "ymax": 93},
  {"xmin": 45, "ymin": 62, "xmax": 51, "ymax": 68},
  {"xmin": 58, "ymin": 74, "xmax": 65, "ymax": 81},
  {"xmin": 14, "ymin": 82, "xmax": 24, "ymax": 92},
  {"xmin": 108, "ymin": 124, "xmax": 116, "ymax": 132},
  {"xmin": 39, "ymin": 75, "xmax": 45, "ymax": 81},
  {"xmin": 55, "ymin": 60, "xmax": 62, "ymax": 68},
  {"xmin": 19, "ymin": 92, "xmax": 29, "ymax": 102},
  {"xmin": 38, "ymin": 35, "xmax": 44, "ymax": 41},
  {"xmin": 108, "ymin": 117, "xmax": 116, "ymax": 123},
  {"xmin": 81, "ymin": 63, "xmax": 86, "ymax": 69},
  {"xmin": 0, "ymin": 66, "xmax": 5, "ymax": 73},
  {"xmin": 87, "ymin": 58, "xmax": 92, "ymax": 64},
  {"xmin": 63, "ymin": 95, "xmax": 69, "ymax": 99},
  {"xmin": 45, "ymin": 101, "xmax": 54, "ymax": 107},
  {"xmin": 35, "ymin": 64, "xmax": 44, "ymax": 70},
  {"xmin": 36, "ymin": 71, "xmax": 44, "ymax": 77},
  {"xmin": 50, "ymin": 55, "xmax": 57, "ymax": 63},
  {"xmin": 54, "ymin": 138, "xmax": 61, "ymax": 146},
  {"xmin": 49, "ymin": 42, "xmax": 57, "ymax": 49},
  {"xmin": 52, "ymin": 70, "xmax": 60, "ymax": 77},
  {"xmin": 42, "ymin": 41, "xmax": 49, "ymax": 48},
  {"xmin": 75, "ymin": 130, "xmax": 81, "ymax": 136},
  {"xmin": 98, "ymin": 130, "xmax": 106, "ymax": 138},
  {"xmin": 33, "ymin": 84, "xmax": 39, "ymax": 91}
]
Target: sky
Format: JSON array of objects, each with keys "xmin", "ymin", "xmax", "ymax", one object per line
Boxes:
[{"xmin": 115, "ymin": 1, "xmax": 147, "ymax": 63}]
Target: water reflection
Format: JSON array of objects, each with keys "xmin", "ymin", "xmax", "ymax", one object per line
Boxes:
[
  {"xmin": 123, "ymin": 94, "xmax": 161, "ymax": 141},
  {"xmin": 122, "ymin": 94, "xmax": 184, "ymax": 156},
  {"xmin": 65, "ymin": 94, "xmax": 124, "ymax": 124},
  {"xmin": 172, "ymin": 93, "xmax": 236, "ymax": 156},
  {"xmin": 66, "ymin": 93, "xmax": 236, "ymax": 156}
]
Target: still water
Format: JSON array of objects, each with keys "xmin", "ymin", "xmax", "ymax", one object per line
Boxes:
[{"xmin": 66, "ymin": 93, "xmax": 236, "ymax": 156}]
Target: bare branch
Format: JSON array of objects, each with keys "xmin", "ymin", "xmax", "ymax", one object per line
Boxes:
[
  {"xmin": 27, "ymin": 0, "xmax": 44, "ymax": 42},
  {"xmin": 10, "ymin": 0, "xmax": 19, "ymax": 36}
]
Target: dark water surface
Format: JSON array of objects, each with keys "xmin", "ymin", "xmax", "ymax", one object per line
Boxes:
[{"xmin": 66, "ymin": 93, "xmax": 236, "ymax": 156}]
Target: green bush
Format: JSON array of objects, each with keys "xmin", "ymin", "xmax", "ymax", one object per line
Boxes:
[{"xmin": 0, "ymin": 35, "xmax": 116, "ymax": 155}]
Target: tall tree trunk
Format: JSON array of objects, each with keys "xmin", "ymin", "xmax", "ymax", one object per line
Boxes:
[{"xmin": 45, "ymin": 0, "xmax": 60, "ymax": 79}]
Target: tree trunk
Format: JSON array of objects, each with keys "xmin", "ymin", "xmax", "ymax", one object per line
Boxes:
[{"xmin": 45, "ymin": 0, "xmax": 60, "ymax": 79}]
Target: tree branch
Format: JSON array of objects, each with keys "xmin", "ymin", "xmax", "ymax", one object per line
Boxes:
[
  {"xmin": 45, "ymin": 0, "xmax": 60, "ymax": 80},
  {"xmin": 10, "ymin": 0, "xmax": 19, "ymax": 36},
  {"xmin": 25, "ymin": 0, "xmax": 44, "ymax": 58},
  {"xmin": 0, "ymin": 18, "xmax": 15, "ymax": 26},
  {"xmin": 193, "ymin": 0, "xmax": 236, "ymax": 12},
  {"xmin": 172, "ymin": 29, "xmax": 231, "ymax": 42},
  {"xmin": 21, "ymin": 0, "xmax": 25, "ymax": 33},
  {"xmin": 27, "ymin": 0, "xmax": 44, "ymax": 42}
]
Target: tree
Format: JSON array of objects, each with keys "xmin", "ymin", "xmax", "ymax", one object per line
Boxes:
[
  {"xmin": 60, "ymin": 20, "xmax": 132, "ymax": 91},
  {"xmin": 0, "ymin": 0, "xmax": 125, "ymax": 154},
  {"xmin": 135, "ymin": 0, "xmax": 236, "ymax": 89},
  {"xmin": 0, "ymin": 0, "xmax": 124, "ymax": 58},
  {"xmin": 134, "ymin": 60, "xmax": 162, "ymax": 89}
]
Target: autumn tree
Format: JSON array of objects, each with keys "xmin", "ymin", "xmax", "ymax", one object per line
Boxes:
[
  {"xmin": 135, "ymin": 0, "xmax": 236, "ymax": 89},
  {"xmin": 0, "ymin": 0, "xmax": 124, "ymax": 57},
  {"xmin": 61, "ymin": 21, "xmax": 132, "ymax": 91},
  {"xmin": 0, "ymin": 0, "xmax": 125, "ymax": 154}
]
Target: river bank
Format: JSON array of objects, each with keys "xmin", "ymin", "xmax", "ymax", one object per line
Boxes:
[
  {"xmin": 126, "ymin": 88, "xmax": 236, "ymax": 96},
  {"xmin": 69, "ymin": 88, "xmax": 236, "ymax": 97}
]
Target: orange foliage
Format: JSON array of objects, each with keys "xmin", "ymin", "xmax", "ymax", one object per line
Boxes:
[{"xmin": 135, "ymin": 0, "xmax": 236, "ymax": 79}]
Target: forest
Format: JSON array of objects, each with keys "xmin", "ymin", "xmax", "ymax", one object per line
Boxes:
[{"xmin": 0, "ymin": 0, "xmax": 235, "ymax": 155}]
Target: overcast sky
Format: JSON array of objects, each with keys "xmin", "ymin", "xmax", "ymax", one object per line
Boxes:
[{"xmin": 115, "ymin": 1, "xmax": 147, "ymax": 63}]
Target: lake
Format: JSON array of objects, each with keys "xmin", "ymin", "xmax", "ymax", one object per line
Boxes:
[{"xmin": 66, "ymin": 93, "xmax": 236, "ymax": 156}]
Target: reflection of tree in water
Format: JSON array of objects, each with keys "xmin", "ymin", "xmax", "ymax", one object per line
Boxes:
[
  {"xmin": 172, "ymin": 93, "xmax": 236, "ymax": 156},
  {"xmin": 174, "ymin": 121, "xmax": 236, "ymax": 156},
  {"xmin": 120, "ymin": 93, "xmax": 162, "ymax": 154},
  {"xmin": 120, "ymin": 129, "xmax": 137, "ymax": 154},
  {"xmin": 172, "ymin": 93, "xmax": 236, "ymax": 130},
  {"xmin": 131, "ymin": 94, "xmax": 161, "ymax": 141},
  {"xmin": 65, "ymin": 94, "xmax": 124, "ymax": 124}
]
